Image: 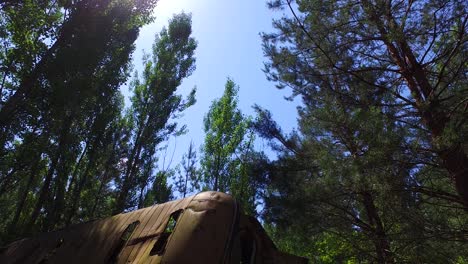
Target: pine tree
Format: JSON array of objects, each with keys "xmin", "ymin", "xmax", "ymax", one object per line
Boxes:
[
  {"xmin": 263, "ymin": 0, "xmax": 468, "ymax": 206},
  {"xmin": 256, "ymin": 0, "xmax": 468, "ymax": 261}
]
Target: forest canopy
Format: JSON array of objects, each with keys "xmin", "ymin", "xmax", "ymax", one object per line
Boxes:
[{"xmin": 0, "ymin": 0, "xmax": 467, "ymax": 262}]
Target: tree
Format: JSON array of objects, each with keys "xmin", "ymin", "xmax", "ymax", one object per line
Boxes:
[
  {"xmin": 229, "ymin": 130, "xmax": 261, "ymax": 215},
  {"xmin": 263, "ymin": 0, "xmax": 467, "ymax": 206},
  {"xmin": 113, "ymin": 12, "xmax": 197, "ymax": 213},
  {"xmin": 0, "ymin": 0, "xmax": 158, "ymax": 241},
  {"xmin": 255, "ymin": 100, "xmax": 467, "ymax": 262},
  {"xmin": 0, "ymin": 0, "xmax": 156, "ymax": 150},
  {"xmin": 200, "ymin": 79, "xmax": 247, "ymax": 192},
  {"xmin": 175, "ymin": 140, "xmax": 199, "ymax": 198},
  {"xmin": 142, "ymin": 170, "xmax": 174, "ymax": 207},
  {"xmin": 200, "ymin": 78, "xmax": 259, "ymax": 213},
  {"xmin": 256, "ymin": 0, "xmax": 468, "ymax": 261}
]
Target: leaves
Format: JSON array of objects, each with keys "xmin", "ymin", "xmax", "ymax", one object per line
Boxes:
[
  {"xmin": 114, "ymin": 12, "xmax": 197, "ymax": 213},
  {"xmin": 258, "ymin": 0, "xmax": 468, "ymax": 261},
  {"xmin": 199, "ymin": 79, "xmax": 260, "ymax": 214}
]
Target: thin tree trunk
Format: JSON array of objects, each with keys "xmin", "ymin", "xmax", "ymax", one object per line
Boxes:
[
  {"xmin": 214, "ymin": 152, "xmax": 221, "ymax": 192},
  {"xmin": 137, "ymin": 185, "xmax": 145, "ymax": 209},
  {"xmin": 183, "ymin": 171, "xmax": 188, "ymax": 198},
  {"xmin": 26, "ymin": 151, "xmax": 59, "ymax": 233},
  {"xmin": 90, "ymin": 156, "xmax": 113, "ymax": 219},
  {"xmin": 0, "ymin": 166, "xmax": 20, "ymax": 195},
  {"xmin": 64, "ymin": 138, "xmax": 97, "ymax": 225},
  {"xmin": 45, "ymin": 116, "xmax": 76, "ymax": 230},
  {"xmin": 0, "ymin": 134, "xmax": 38, "ymax": 195},
  {"xmin": 8, "ymin": 157, "xmax": 41, "ymax": 236},
  {"xmin": 113, "ymin": 120, "xmax": 149, "ymax": 214},
  {"xmin": 65, "ymin": 149, "xmax": 96, "ymax": 226},
  {"xmin": 27, "ymin": 119, "xmax": 71, "ymax": 232},
  {"xmin": 113, "ymin": 156, "xmax": 136, "ymax": 214},
  {"xmin": 66, "ymin": 142, "xmax": 88, "ymax": 193},
  {"xmin": 90, "ymin": 179, "xmax": 105, "ymax": 219}
]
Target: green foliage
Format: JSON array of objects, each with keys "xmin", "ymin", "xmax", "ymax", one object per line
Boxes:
[
  {"xmin": 0, "ymin": 3, "xmax": 466, "ymax": 264},
  {"xmin": 114, "ymin": 12, "xmax": 197, "ymax": 213},
  {"xmin": 0, "ymin": 2, "xmax": 194, "ymax": 244},
  {"xmin": 200, "ymin": 79, "xmax": 248, "ymax": 192},
  {"xmin": 200, "ymin": 79, "xmax": 260, "ymax": 215},
  {"xmin": 143, "ymin": 170, "xmax": 174, "ymax": 207},
  {"xmin": 266, "ymin": 224, "xmax": 361, "ymax": 263},
  {"xmin": 0, "ymin": 0, "xmax": 171, "ymax": 244},
  {"xmin": 257, "ymin": 0, "xmax": 468, "ymax": 262},
  {"xmin": 174, "ymin": 141, "xmax": 199, "ymax": 197}
]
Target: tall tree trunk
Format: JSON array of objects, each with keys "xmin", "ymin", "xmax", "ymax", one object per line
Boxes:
[
  {"xmin": 440, "ymin": 145, "xmax": 468, "ymax": 207},
  {"xmin": 8, "ymin": 157, "xmax": 41, "ymax": 236},
  {"xmin": 45, "ymin": 116, "xmax": 75, "ymax": 231},
  {"xmin": 0, "ymin": 133, "xmax": 38, "ymax": 195},
  {"xmin": 90, "ymin": 155, "xmax": 114, "ymax": 219},
  {"xmin": 47, "ymin": 157, "xmax": 70, "ymax": 230},
  {"xmin": 362, "ymin": 0, "xmax": 468, "ymax": 207},
  {"xmin": 0, "ymin": 166, "xmax": 20, "ymax": 195},
  {"xmin": 90, "ymin": 180, "xmax": 105, "ymax": 219},
  {"xmin": 64, "ymin": 155, "xmax": 94, "ymax": 226},
  {"xmin": 0, "ymin": 23, "xmax": 71, "ymax": 148},
  {"xmin": 114, "ymin": 149, "xmax": 143, "ymax": 214},
  {"xmin": 213, "ymin": 152, "xmax": 221, "ymax": 192},
  {"xmin": 27, "ymin": 120, "xmax": 71, "ymax": 233},
  {"xmin": 361, "ymin": 191, "xmax": 394, "ymax": 264},
  {"xmin": 66, "ymin": 141, "xmax": 88, "ymax": 193},
  {"xmin": 183, "ymin": 171, "xmax": 188, "ymax": 198},
  {"xmin": 113, "ymin": 125, "xmax": 145, "ymax": 214},
  {"xmin": 26, "ymin": 151, "xmax": 59, "ymax": 234},
  {"xmin": 137, "ymin": 185, "xmax": 145, "ymax": 209},
  {"xmin": 113, "ymin": 158, "xmax": 135, "ymax": 214}
]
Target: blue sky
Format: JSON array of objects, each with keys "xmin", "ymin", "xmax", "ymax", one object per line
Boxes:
[{"xmin": 121, "ymin": 0, "xmax": 298, "ymax": 170}]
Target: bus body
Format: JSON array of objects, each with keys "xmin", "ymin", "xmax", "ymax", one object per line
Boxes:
[{"xmin": 0, "ymin": 191, "xmax": 307, "ymax": 263}]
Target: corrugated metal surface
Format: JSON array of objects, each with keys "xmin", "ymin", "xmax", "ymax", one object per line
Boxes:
[
  {"xmin": 0, "ymin": 191, "xmax": 309, "ymax": 264},
  {"xmin": 0, "ymin": 192, "xmax": 215, "ymax": 264}
]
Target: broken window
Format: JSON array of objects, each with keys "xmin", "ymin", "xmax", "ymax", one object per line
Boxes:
[
  {"xmin": 108, "ymin": 220, "xmax": 140, "ymax": 263},
  {"xmin": 150, "ymin": 210, "xmax": 182, "ymax": 256}
]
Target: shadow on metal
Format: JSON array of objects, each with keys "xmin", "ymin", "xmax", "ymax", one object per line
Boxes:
[{"xmin": 0, "ymin": 191, "xmax": 307, "ymax": 263}]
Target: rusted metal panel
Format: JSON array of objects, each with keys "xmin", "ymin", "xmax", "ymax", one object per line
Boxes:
[
  {"xmin": 127, "ymin": 201, "xmax": 176, "ymax": 263},
  {"xmin": 129, "ymin": 197, "xmax": 194, "ymax": 263},
  {"xmin": 117, "ymin": 205, "xmax": 156, "ymax": 263},
  {"xmin": 0, "ymin": 191, "xmax": 307, "ymax": 264}
]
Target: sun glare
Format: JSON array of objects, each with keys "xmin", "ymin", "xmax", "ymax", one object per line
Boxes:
[{"xmin": 155, "ymin": 0, "xmax": 193, "ymax": 17}]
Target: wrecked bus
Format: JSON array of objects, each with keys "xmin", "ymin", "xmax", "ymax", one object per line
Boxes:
[{"xmin": 0, "ymin": 191, "xmax": 307, "ymax": 263}]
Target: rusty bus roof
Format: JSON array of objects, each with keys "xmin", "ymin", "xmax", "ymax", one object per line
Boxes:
[
  {"xmin": 0, "ymin": 191, "xmax": 237, "ymax": 263},
  {"xmin": 1, "ymin": 191, "xmax": 308, "ymax": 264}
]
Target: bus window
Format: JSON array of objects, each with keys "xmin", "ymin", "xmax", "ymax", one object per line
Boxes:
[
  {"xmin": 108, "ymin": 221, "xmax": 140, "ymax": 263},
  {"xmin": 150, "ymin": 210, "xmax": 182, "ymax": 256}
]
